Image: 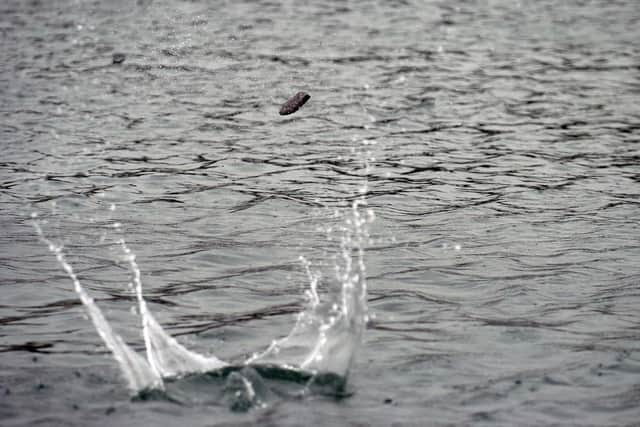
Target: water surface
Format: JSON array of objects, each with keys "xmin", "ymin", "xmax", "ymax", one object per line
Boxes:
[{"xmin": 1, "ymin": 0, "xmax": 640, "ymax": 425}]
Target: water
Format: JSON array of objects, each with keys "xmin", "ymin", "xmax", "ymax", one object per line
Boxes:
[{"xmin": 1, "ymin": 0, "xmax": 640, "ymax": 425}]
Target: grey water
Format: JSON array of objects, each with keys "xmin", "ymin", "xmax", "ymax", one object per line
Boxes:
[{"xmin": 1, "ymin": 0, "xmax": 639, "ymax": 425}]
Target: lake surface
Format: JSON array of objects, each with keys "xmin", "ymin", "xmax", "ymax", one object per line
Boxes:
[{"xmin": 1, "ymin": 0, "xmax": 639, "ymax": 425}]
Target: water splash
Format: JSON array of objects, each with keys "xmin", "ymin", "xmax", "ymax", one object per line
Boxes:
[
  {"xmin": 34, "ymin": 216, "xmax": 226, "ymax": 392},
  {"xmin": 246, "ymin": 197, "xmax": 371, "ymax": 378},
  {"xmin": 119, "ymin": 239, "xmax": 227, "ymax": 378},
  {"xmin": 246, "ymin": 143, "xmax": 374, "ymax": 378},
  {"xmin": 32, "ymin": 140, "xmax": 374, "ymax": 403},
  {"xmin": 33, "ymin": 217, "xmax": 161, "ymax": 392}
]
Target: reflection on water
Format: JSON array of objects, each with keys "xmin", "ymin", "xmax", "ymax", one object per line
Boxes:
[{"xmin": 1, "ymin": 0, "xmax": 639, "ymax": 425}]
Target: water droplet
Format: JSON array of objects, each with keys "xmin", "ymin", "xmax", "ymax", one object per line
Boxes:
[{"xmin": 366, "ymin": 209, "xmax": 375, "ymax": 221}]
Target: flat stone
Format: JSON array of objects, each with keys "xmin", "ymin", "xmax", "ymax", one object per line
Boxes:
[{"xmin": 279, "ymin": 91, "xmax": 310, "ymax": 115}]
